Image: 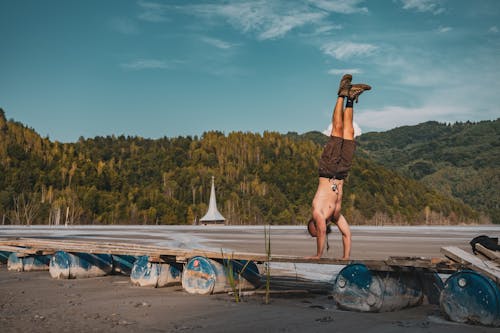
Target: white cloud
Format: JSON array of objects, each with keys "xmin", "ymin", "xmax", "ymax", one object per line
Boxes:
[
  {"xmin": 328, "ymin": 68, "xmax": 362, "ymax": 75},
  {"xmin": 437, "ymin": 26, "xmax": 452, "ymax": 33},
  {"xmin": 322, "ymin": 121, "xmax": 362, "ymax": 137},
  {"xmin": 313, "ymin": 24, "xmax": 343, "ymax": 34},
  {"xmin": 201, "ymin": 37, "xmax": 234, "ymax": 49},
  {"xmin": 397, "ymin": 0, "xmax": 445, "ymax": 15},
  {"xmin": 355, "ymin": 104, "xmax": 463, "ymax": 131},
  {"xmin": 489, "ymin": 26, "xmax": 499, "ymax": 33},
  {"xmin": 121, "ymin": 59, "xmax": 172, "ymax": 70},
  {"xmin": 109, "ymin": 17, "xmax": 139, "ymax": 35},
  {"xmin": 309, "ymin": 0, "xmax": 369, "ymax": 14},
  {"xmin": 321, "ymin": 41, "xmax": 377, "ymax": 60}
]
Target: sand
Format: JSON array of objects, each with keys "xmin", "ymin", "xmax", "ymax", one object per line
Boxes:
[{"xmin": 1, "ymin": 225, "xmax": 499, "ymax": 332}]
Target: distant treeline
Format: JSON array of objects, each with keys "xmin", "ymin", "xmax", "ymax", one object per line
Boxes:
[
  {"xmin": 0, "ymin": 108, "xmax": 483, "ymax": 226},
  {"xmin": 357, "ymin": 119, "xmax": 499, "ymax": 224}
]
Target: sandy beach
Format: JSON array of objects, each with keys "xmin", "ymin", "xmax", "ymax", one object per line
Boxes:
[{"xmin": 1, "ymin": 225, "xmax": 499, "ymax": 332}]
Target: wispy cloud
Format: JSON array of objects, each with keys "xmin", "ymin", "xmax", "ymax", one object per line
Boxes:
[
  {"xmin": 137, "ymin": 0, "xmax": 170, "ymax": 22},
  {"xmin": 313, "ymin": 24, "xmax": 343, "ymax": 34},
  {"xmin": 437, "ymin": 26, "xmax": 452, "ymax": 33},
  {"xmin": 321, "ymin": 41, "xmax": 377, "ymax": 60},
  {"xmin": 489, "ymin": 26, "xmax": 499, "ymax": 33},
  {"xmin": 397, "ymin": 0, "xmax": 445, "ymax": 15},
  {"xmin": 308, "ymin": 0, "xmax": 369, "ymax": 14},
  {"xmin": 201, "ymin": 37, "xmax": 235, "ymax": 49},
  {"xmin": 109, "ymin": 17, "xmax": 139, "ymax": 35},
  {"xmin": 120, "ymin": 59, "xmax": 174, "ymax": 70},
  {"xmin": 190, "ymin": 2, "xmax": 327, "ymax": 40},
  {"xmin": 327, "ymin": 68, "xmax": 362, "ymax": 75},
  {"xmin": 179, "ymin": 0, "xmax": 367, "ymax": 41},
  {"xmin": 259, "ymin": 11, "xmax": 327, "ymax": 40}
]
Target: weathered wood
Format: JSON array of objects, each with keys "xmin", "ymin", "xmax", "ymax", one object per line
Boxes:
[
  {"xmin": 476, "ymin": 244, "xmax": 500, "ymax": 263},
  {"xmin": 441, "ymin": 246, "xmax": 500, "ymax": 285},
  {"xmin": 385, "ymin": 256, "xmax": 459, "ymax": 273},
  {"xmin": 0, "ymin": 245, "xmax": 55, "ymax": 256}
]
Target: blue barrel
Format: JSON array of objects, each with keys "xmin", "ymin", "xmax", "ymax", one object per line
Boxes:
[
  {"xmin": 333, "ymin": 263, "xmax": 423, "ymax": 312},
  {"xmin": 0, "ymin": 251, "xmax": 10, "ymax": 264},
  {"xmin": 181, "ymin": 256, "xmax": 260, "ymax": 295},
  {"xmin": 225, "ymin": 259, "xmax": 261, "ymax": 287},
  {"xmin": 49, "ymin": 251, "xmax": 113, "ymax": 279},
  {"xmin": 440, "ymin": 270, "xmax": 500, "ymax": 327},
  {"xmin": 417, "ymin": 271, "xmax": 444, "ymax": 305},
  {"xmin": 130, "ymin": 256, "xmax": 182, "ymax": 288},
  {"xmin": 7, "ymin": 252, "xmax": 50, "ymax": 272},
  {"xmin": 112, "ymin": 255, "xmax": 137, "ymax": 275}
]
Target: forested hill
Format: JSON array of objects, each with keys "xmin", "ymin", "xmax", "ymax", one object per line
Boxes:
[
  {"xmin": 356, "ymin": 119, "xmax": 499, "ymax": 223},
  {"xmin": 0, "ymin": 108, "xmax": 479, "ymax": 226}
]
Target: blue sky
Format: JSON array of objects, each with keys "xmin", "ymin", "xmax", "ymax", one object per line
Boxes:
[{"xmin": 1, "ymin": 0, "xmax": 499, "ymax": 142}]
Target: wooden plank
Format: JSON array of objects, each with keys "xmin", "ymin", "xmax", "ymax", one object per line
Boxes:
[
  {"xmin": 475, "ymin": 244, "xmax": 500, "ymax": 263},
  {"xmin": 0, "ymin": 237, "xmax": 460, "ymax": 273},
  {"xmin": 0, "ymin": 238, "xmax": 398, "ymax": 269},
  {"xmin": 0, "ymin": 245, "xmax": 55, "ymax": 256},
  {"xmin": 441, "ymin": 246, "xmax": 500, "ymax": 285},
  {"xmin": 0, "ymin": 245, "xmax": 26, "ymax": 253}
]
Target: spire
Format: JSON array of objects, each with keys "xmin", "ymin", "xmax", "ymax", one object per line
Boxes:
[{"xmin": 200, "ymin": 176, "xmax": 225, "ymax": 223}]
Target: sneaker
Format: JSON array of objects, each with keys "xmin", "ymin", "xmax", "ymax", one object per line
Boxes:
[
  {"xmin": 348, "ymin": 83, "xmax": 371, "ymax": 103},
  {"xmin": 337, "ymin": 74, "xmax": 352, "ymax": 97}
]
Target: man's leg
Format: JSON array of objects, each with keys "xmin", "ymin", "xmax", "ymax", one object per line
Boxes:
[
  {"xmin": 343, "ymin": 104, "xmax": 354, "ymax": 140},
  {"xmin": 330, "ymin": 97, "xmax": 345, "ymax": 137}
]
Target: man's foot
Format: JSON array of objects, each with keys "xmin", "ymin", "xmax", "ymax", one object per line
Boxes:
[
  {"xmin": 337, "ymin": 74, "xmax": 352, "ymax": 97},
  {"xmin": 304, "ymin": 255, "xmax": 322, "ymax": 260},
  {"xmin": 348, "ymin": 83, "xmax": 371, "ymax": 103}
]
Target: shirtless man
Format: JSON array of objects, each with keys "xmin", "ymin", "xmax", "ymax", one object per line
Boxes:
[{"xmin": 306, "ymin": 74, "xmax": 371, "ymax": 260}]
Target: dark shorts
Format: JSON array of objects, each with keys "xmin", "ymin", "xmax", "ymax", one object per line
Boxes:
[{"xmin": 318, "ymin": 136, "xmax": 356, "ymax": 179}]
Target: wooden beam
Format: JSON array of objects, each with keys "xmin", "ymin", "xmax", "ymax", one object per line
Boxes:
[
  {"xmin": 475, "ymin": 244, "xmax": 500, "ymax": 263},
  {"xmin": 441, "ymin": 246, "xmax": 500, "ymax": 285},
  {"xmin": 0, "ymin": 245, "xmax": 55, "ymax": 256}
]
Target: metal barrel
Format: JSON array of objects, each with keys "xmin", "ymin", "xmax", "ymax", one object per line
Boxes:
[
  {"xmin": 333, "ymin": 263, "xmax": 423, "ymax": 312},
  {"xmin": 417, "ymin": 271, "xmax": 444, "ymax": 305},
  {"xmin": 0, "ymin": 251, "xmax": 11, "ymax": 264},
  {"xmin": 440, "ymin": 270, "xmax": 500, "ymax": 327},
  {"xmin": 7, "ymin": 252, "xmax": 50, "ymax": 272},
  {"xmin": 111, "ymin": 254, "xmax": 137, "ymax": 275},
  {"xmin": 130, "ymin": 255, "xmax": 182, "ymax": 288},
  {"xmin": 224, "ymin": 259, "xmax": 261, "ymax": 287},
  {"xmin": 181, "ymin": 256, "xmax": 260, "ymax": 295},
  {"xmin": 49, "ymin": 251, "xmax": 113, "ymax": 279}
]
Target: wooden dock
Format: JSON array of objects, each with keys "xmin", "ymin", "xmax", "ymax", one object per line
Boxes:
[{"xmin": 2, "ymin": 236, "xmax": 500, "ymax": 326}]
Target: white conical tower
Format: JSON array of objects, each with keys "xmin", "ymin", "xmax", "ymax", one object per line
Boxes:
[{"xmin": 200, "ymin": 176, "xmax": 225, "ymax": 224}]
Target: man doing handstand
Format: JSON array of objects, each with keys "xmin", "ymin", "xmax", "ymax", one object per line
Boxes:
[{"xmin": 306, "ymin": 74, "xmax": 371, "ymax": 260}]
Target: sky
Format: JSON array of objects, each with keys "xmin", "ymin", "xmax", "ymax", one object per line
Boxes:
[{"xmin": 1, "ymin": 0, "xmax": 499, "ymax": 142}]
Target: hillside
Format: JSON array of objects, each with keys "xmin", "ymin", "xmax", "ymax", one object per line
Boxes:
[
  {"xmin": 0, "ymin": 108, "xmax": 479, "ymax": 225},
  {"xmin": 356, "ymin": 119, "xmax": 499, "ymax": 223}
]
